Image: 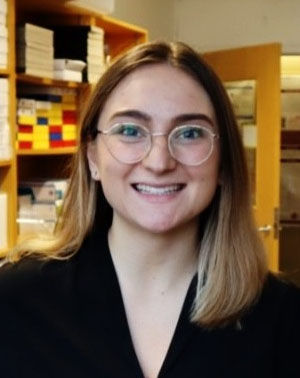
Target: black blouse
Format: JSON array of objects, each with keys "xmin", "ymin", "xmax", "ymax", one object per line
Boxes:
[{"xmin": 0, "ymin": 231, "xmax": 299, "ymax": 378}]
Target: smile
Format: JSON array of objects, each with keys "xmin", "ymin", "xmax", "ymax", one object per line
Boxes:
[{"xmin": 133, "ymin": 184, "xmax": 185, "ymax": 195}]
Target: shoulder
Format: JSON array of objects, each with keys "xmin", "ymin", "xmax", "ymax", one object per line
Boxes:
[
  {"xmin": 0, "ymin": 231, "xmax": 110, "ymax": 299},
  {"xmin": 245, "ymin": 273, "xmax": 300, "ymax": 332},
  {"xmin": 0, "ymin": 257, "xmax": 64, "ymax": 298},
  {"xmin": 262, "ymin": 273, "xmax": 300, "ymax": 309}
]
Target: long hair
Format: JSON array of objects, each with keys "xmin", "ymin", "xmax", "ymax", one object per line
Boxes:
[{"xmin": 9, "ymin": 41, "xmax": 267, "ymax": 327}]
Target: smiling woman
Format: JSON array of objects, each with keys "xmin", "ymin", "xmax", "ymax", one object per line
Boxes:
[{"xmin": 0, "ymin": 41, "xmax": 299, "ymax": 378}]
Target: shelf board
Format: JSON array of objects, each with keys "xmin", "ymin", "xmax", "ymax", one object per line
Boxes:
[
  {"xmin": 0, "ymin": 159, "xmax": 13, "ymax": 167},
  {"xmin": 0, "ymin": 68, "xmax": 9, "ymax": 76},
  {"xmin": 17, "ymin": 147, "xmax": 77, "ymax": 155},
  {"xmin": 17, "ymin": 73, "xmax": 89, "ymax": 88}
]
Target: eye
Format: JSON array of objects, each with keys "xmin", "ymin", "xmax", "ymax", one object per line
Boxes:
[
  {"xmin": 173, "ymin": 126, "xmax": 206, "ymax": 141},
  {"xmin": 110, "ymin": 123, "xmax": 148, "ymax": 139}
]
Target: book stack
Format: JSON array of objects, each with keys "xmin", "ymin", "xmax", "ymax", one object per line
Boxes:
[
  {"xmin": 0, "ymin": 77, "xmax": 11, "ymax": 159},
  {"xmin": 17, "ymin": 23, "xmax": 54, "ymax": 79},
  {"xmin": 54, "ymin": 25, "xmax": 106, "ymax": 84},
  {"xmin": 18, "ymin": 179, "xmax": 68, "ymax": 236},
  {"xmin": 54, "ymin": 59, "xmax": 86, "ymax": 83},
  {"xmin": 17, "ymin": 87, "xmax": 77, "ymax": 150},
  {"xmin": 0, "ymin": 0, "xmax": 7, "ymax": 69}
]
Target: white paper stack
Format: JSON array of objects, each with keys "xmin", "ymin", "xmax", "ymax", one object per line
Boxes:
[
  {"xmin": 53, "ymin": 59, "xmax": 86, "ymax": 82},
  {"xmin": 0, "ymin": 0, "xmax": 8, "ymax": 69},
  {"xmin": 87, "ymin": 26, "xmax": 106, "ymax": 83},
  {"xmin": 54, "ymin": 25, "xmax": 106, "ymax": 84},
  {"xmin": 17, "ymin": 23, "xmax": 54, "ymax": 79},
  {"xmin": 0, "ymin": 191, "xmax": 7, "ymax": 249},
  {"xmin": 18, "ymin": 179, "xmax": 69, "ymax": 236},
  {"xmin": 0, "ymin": 77, "xmax": 11, "ymax": 159}
]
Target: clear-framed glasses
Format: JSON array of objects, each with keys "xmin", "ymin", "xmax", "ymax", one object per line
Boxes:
[{"xmin": 96, "ymin": 123, "xmax": 219, "ymax": 166}]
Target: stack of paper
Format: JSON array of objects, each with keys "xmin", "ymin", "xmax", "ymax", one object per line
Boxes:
[
  {"xmin": 0, "ymin": 77, "xmax": 11, "ymax": 159},
  {"xmin": 18, "ymin": 179, "xmax": 69, "ymax": 236},
  {"xmin": 54, "ymin": 59, "xmax": 86, "ymax": 82},
  {"xmin": 17, "ymin": 23, "xmax": 54, "ymax": 79},
  {"xmin": 0, "ymin": 0, "xmax": 7, "ymax": 69},
  {"xmin": 54, "ymin": 25, "xmax": 106, "ymax": 84},
  {"xmin": 17, "ymin": 87, "xmax": 77, "ymax": 150}
]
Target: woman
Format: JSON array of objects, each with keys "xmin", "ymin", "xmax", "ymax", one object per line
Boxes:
[{"xmin": 1, "ymin": 41, "xmax": 299, "ymax": 378}]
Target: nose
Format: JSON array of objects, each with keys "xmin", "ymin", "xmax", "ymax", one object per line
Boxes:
[{"xmin": 142, "ymin": 135, "xmax": 177, "ymax": 173}]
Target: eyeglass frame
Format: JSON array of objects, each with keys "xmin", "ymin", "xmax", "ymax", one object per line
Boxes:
[{"xmin": 96, "ymin": 123, "xmax": 219, "ymax": 166}]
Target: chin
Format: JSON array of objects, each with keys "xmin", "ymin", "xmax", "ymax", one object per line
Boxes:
[{"xmin": 134, "ymin": 218, "xmax": 183, "ymax": 235}]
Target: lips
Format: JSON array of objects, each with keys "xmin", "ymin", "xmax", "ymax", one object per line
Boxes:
[{"xmin": 132, "ymin": 183, "xmax": 185, "ymax": 195}]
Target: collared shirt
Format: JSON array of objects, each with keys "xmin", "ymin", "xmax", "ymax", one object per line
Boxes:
[{"xmin": 0, "ymin": 231, "xmax": 299, "ymax": 378}]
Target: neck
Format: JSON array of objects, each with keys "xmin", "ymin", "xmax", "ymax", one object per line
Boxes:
[{"xmin": 108, "ymin": 214, "xmax": 199, "ymax": 288}]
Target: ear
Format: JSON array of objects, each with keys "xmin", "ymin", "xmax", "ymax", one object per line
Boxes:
[{"xmin": 87, "ymin": 142, "xmax": 101, "ymax": 181}]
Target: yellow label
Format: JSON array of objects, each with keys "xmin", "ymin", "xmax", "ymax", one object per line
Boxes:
[
  {"xmin": 62, "ymin": 133, "xmax": 77, "ymax": 141},
  {"xmin": 17, "ymin": 133, "xmax": 33, "ymax": 141},
  {"xmin": 33, "ymin": 126, "xmax": 50, "ymax": 134},
  {"xmin": 49, "ymin": 117, "xmax": 63, "ymax": 125},
  {"xmin": 33, "ymin": 140, "xmax": 50, "ymax": 149},
  {"xmin": 33, "ymin": 134, "xmax": 49, "ymax": 141},
  {"xmin": 62, "ymin": 125, "xmax": 77, "ymax": 133},
  {"xmin": 18, "ymin": 115, "xmax": 36, "ymax": 125}
]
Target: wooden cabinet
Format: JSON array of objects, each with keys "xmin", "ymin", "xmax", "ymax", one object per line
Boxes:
[
  {"xmin": 0, "ymin": 0, "xmax": 17, "ymax": 256},
  {"xmin": 1, "ymin": 0, "xmax": 147, "ymax": 255}
]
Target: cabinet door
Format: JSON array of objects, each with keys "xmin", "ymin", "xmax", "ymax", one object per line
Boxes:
[{"xmin": 203, "ymin": 43, "xmax": 281, "ymax": 271}]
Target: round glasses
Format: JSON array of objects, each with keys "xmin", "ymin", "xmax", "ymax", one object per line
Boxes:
[{"xmin": 96, "ymin": 123, "xmax": 218, "ymax": 166}]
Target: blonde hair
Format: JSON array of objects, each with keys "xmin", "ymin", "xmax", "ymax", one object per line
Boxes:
[{"xmin": 9, "ymin": 41, "xmax": 267, "ymax": 327}]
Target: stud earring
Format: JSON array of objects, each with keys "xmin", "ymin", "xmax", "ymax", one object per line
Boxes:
[{"xmin": 92, "ymin": 170, "xmax": 98, "ymax": 180}]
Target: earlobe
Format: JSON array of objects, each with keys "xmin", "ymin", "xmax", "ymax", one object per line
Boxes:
[{"xmin": 87, "ymin": 143, "xmax": 101, "ymax": 181}]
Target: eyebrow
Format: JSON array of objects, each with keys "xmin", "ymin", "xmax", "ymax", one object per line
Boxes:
[{"xmin": 109, "ymin": 110, "xmax": 214, "ymax": 127}]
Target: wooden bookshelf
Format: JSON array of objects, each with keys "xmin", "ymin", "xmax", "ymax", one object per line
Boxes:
[
  {"xmin": 0, "ymin": 0, "xmax": 148, "ymax": 253},
  {"xmin": 17, "ymin": 73, "xmax": 90, "ymax": 89},
  {"xmin": 0, "ymin": 160, "xmax": 13, "ymax": 167},
  {"xmin": 17, "ymin": 147, "xmax": 77, "ymax": 156},
  {"xmin": 0, "ymin": 69, "xmax": 10, "ymax": 75},
  {"xmin": 0, "ymin": 0, "xmax": 17, "ymax": 254}
]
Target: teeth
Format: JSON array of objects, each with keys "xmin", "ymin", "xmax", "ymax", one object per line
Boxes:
[{"xmin": 135, "ymin": 184, "xmax": 182, "ymax": 195}]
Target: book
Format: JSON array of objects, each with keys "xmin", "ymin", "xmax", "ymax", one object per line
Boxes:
[
  {"xmin": 0, "ymin": 77, "xmax": 8, "ymax": 92},
  {"xmin": 0, "ymin": 36, "xmax": 7, "ymax": 53},
  {"xmin": 54, "ymin": 59, "xmax": 86, "ymax": 72},
  {"xmin": 17, "ymin": 45, "xmax": 54, "ymax": 61},
  {"xmin": 0, "ymin": 0, "xmax": 7, "ymax": 14},
  {"xmin": 53, "ymin": 69, "xmax": 82, "ymax": 82},
  {"xmin": 17, "ymin": 23, "xmax": 54, "ymax": 78},
  {"xmin": 19, "ymin": 66, "xmax": 54, "ymax": 79},
  {"xmin": 0, "ymin": 24, "xmax": 7, "ymax": 37},
  {"xmin": 0, "ymin": 13, "xmax": 6, "ymax": 25},
  {"xmin": 0, "ymin": 192, "xmax": 7, "ymax": 249},
  {"xmin": 0, "ymin": 51, "xmax": 7, "ymax": 67},
  {"xmin": 0, "ymin": 92, "xmax": 8, "ymax": 105},
  {"xmin": 17, "ymin": 23, "xmax": 54, "ymax": 45}
]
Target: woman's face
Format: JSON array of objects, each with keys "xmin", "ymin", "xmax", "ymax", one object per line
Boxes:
[{"xmin": 87, "ymin": 64, "xmax": 220, "ymax": 234}]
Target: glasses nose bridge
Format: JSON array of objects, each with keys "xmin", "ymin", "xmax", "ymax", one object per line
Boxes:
[{"xmin": 143, "ymin": 129, "xmax": 173, "ymax": 162}]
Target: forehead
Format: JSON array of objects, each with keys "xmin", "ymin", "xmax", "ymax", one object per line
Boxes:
[{"xmin": 99, "ymin": 64, "xmax": 216, "ymax": 124}]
